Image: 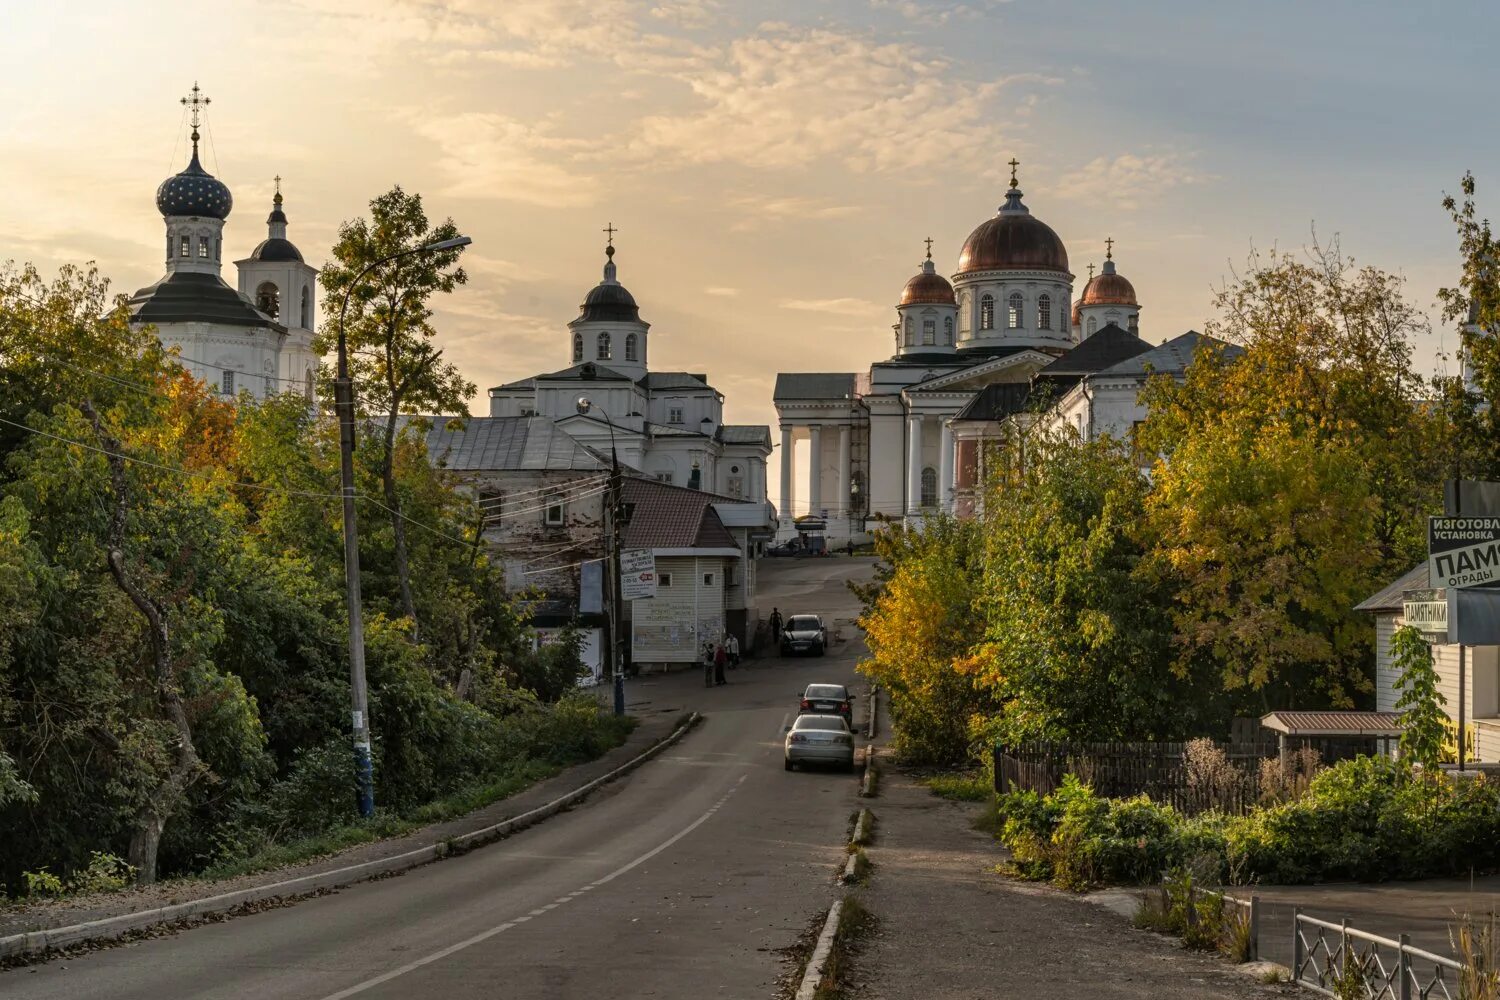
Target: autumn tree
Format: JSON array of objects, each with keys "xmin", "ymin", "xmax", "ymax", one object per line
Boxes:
[
  {"xmin": 316, "ymin": 188, "xmax": 474, "ymax": 633},
  {"xmin": 1438, "ymin": 172, "xmax": 1500, "ymax": 478}
]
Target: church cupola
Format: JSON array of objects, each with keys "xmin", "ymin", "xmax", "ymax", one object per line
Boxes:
[
  {"xmin": 568, "ymin": 225, "xmax": 650, "ymax": 379},
  {"xmin": 894, "ymin": 239, "xmax": 957, "ymax": 359},
  {"xmin": 248, "ymin": 179, "xmax": 304, "ymax": 263},
  {"xmin": 157, "ymin": 84, "xmax": 232, "ymax": 277},
  {"xmin": 1076, "ymin": 238, "xmax": 1141, "ymax": 339}
]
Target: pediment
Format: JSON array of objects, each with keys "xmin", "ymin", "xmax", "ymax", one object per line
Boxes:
[{"xmin": 907, "ymin": 350, "xmax": 1053, "ymax": 393}]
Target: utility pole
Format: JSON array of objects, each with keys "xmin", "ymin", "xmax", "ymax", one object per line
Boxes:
[
  {"xmin": 335, "ymin": 233, "xmax": 472, "ymax": 818},
  {"xmin": 578, "ymin": 395, "xmax": 627, "ymax": 716}
]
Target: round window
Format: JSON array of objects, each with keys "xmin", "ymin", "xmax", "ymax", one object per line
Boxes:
[{"xmin": 731, "ymin": 465, "xmax": 740, "ymax": 474}]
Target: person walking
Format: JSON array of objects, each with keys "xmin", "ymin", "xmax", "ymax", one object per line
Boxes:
[
  {"xmin": 725, "ymin": 632, "xmax": 740, "ymax": 669},
  {"xmin": 768, "ymin": 607, "xmax": 783, "ymax": 650},
  {"xmin": 702, "ymin": 640, "xmax": 715, "ymax": 688},
  {"xmin": 713, "ymin": 643, "xmax": 728, "ymax": 686}
]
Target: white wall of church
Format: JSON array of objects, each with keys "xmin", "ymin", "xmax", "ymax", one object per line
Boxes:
[
  {"xmin": 867, "ymin": 407, "xmax": 906, "ymax": 519},
  {"xmin": 647, "ymin": 392, "xmax": 721, "ymax": 430}
]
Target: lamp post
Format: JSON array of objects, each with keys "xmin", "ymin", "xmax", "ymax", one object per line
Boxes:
[
  {"xmin": 335, "ymin": 234, "xmax": 472, "ymax": 818},
  {"xmin": 576, "ymin": 395, "xmax": 626, "ymax": 717}
]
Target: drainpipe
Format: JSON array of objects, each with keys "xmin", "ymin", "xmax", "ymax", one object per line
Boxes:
[{"xmin": 1081, "ymin": 376, "xmax": 1095, "ymax": 443}]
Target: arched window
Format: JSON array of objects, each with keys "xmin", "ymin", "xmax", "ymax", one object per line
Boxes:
[
  {"xmin": 1007, "ymin": 293, "xmax": 1023, "ymax": 329},
  {"xmin": 198, "ymin": 237, "xmax": 210, "ymax": 259},
  {"xmin": 922, "ymin": 318, "xmax": 935, "ymax": 346},
  {"xmin": 943, "ymin": 316, "xmax": 953, "ymax": 345},
  {"xmin": 1038, "ymin": 294, "xmax": 1051, "ymax": 330},
  {"xmin": 1087, "ymin": 316, "xmax": 1098, "ymax": 335},
  {"xmin": 255, "ymin": 282, "xmax": 280, "ymax": 320},
  {"xmin": 304, "ymin": 368, "xmax": 314, "ymax": 401},
  {"xmin": 1128, "ymin": 313, "xmax": 1139, "ymax": 333},
  {"xmin": 166, "ymin": 234, "xmax": 173, "ymax": 259},
  {"xmin": 573, "ymin": 333, "xmax": 583, "ymax": 362},
  {"xmin": 214, "ymin": 238, "xmax": 221, "ymax": 261},
  {"xmin": 920, "ymin": 466, "xmax": 937, "ymax": 507},
  {"xmin": 300, "ymin": 287, "xmax": 311, "ymax": 328},
  {"xmin": 179, "ymin": 235, "xmax": 191, "ymax": 258},
  {"xmin": 597, "ymin": 332, "xmax": 611, "ymax": 360},
  {"xmin": 979, "ymin": 294, "xmax": 995, "ymax": 330},
  {"xmin": 903, "ymin": 316, "xmax": 914, "ymax": 346},
  {"xmin": 625, "ymin": 333, "xmax": 638, "ymax": 361}
]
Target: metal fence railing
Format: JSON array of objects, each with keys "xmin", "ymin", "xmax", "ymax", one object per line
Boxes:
[{"xmin": 1290, "ymin": 910, "xmax": 1463, "ymax": 1000}]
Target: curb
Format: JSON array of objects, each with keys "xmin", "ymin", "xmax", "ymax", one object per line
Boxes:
[
  {"xmin": 795, "ymin": 899, "xmax": 844, "ymax": 1000},
  {"xmin": 851, "ymin": 808, "xmax": 873, "ymax": 847},
  {"xmin": 865, "ymin": 687, "xmax": 877, "ymax": 740},
  {"xmin": 0, "ymin": 712, "xmax": 702, "ymax": 963},
  {"xmin": 860, "ymin": 749, "xmax": 878, "ymax": 798}
]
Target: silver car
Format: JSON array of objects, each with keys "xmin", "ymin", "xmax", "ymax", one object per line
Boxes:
[{"xmin": 784, "ymin": 713, "xmax": 856, "ymax": 772}]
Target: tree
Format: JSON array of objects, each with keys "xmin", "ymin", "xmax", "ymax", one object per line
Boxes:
[
  {"xmin": 1391, "ymin": 625, "xmax": 1445, "ymax": 771},
  {"xmin": 1438, "ymin": 172, "xmax": 1500, "ymax": 478},
  {"xmin": 316, "ymin": 187, "xmax": 474, "ymax": 633}
]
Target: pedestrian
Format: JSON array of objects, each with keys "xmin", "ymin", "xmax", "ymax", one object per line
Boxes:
[
  {"xmin": 702, "ymin": 640, "xmax": 715, "ymax": 688},
  {"xmin": 713, "ymin": 643, "xmax": 728, "ymax": 686},
  {"xmin": 768, "ymin": 607, "xmax": 783, "ymax": 647},
  {"xmin": 725, "ymin": 632, "xmax": 740, "ymax": 669}
]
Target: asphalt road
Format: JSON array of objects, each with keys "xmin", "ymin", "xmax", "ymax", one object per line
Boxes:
[{"xmin": 2, "ymin": 556, "xmax": 874, "ymax": 1000}]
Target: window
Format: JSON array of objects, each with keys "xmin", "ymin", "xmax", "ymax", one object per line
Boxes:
[
  {"xmin": 1128, "ymin": 313, "xmax": 1139, "ymax": 333},
  {"xmin": 1087, "ymin": 316, "xmax": 1098, "ymax": 335},
  {"xmin": 625, "ymin": 333, "xmax": 638, "ymax": 361},
  {"xmin": 167, "ymin": 234, "xmax": 173, "ymax": 259},
  {"xmin": 179, "ymin": 235, "xmax": 191, "ymax": 258},
  {"xmin": 979, "ymin": 293, "xmax": 994, "ymax": 330},
  {"xmin": 256, "ymin": 282, "xmax": 280, "ymax": 320},
  {"xmin": 726, "ymin": 565, "xmax": 737, "ymax": 586},
  {"xmin": 658, "ymin": 572, "xmax": 673, "ymax": 588},
  {"xmin": 920, "ymin": 466, "xmax": 937, "ymax": 507},
  {"xmin": 655, "ymin": 472, "xmax": 673, "ymax": 484},
  {"xmin": 703, "ymin": 572, "xmax": 715, "ymax": 587},
  {"xmin": 304, "ymin": 369, "xmax": 314, "ymax": 401},
  {"xmin": 221, "ymin": 370, "xmax": 236, "ymax": 395},
  {"xmin": 922, "ymin": 319, "xmax": 935, "ymax": 346},
  {"xmin": 573, "ymin": 333, "xmax": 583, "ymax": 362},
  {"xmin": 519, "ymin": 407, "xmax": 535, "ymax": 417},
  {"xmin": 903, "ymin": 316, "xmax": 914, "ymax": 346},
  {"xmin": 214, "ymin": 237, "xmax": 221, "ymax": 261},
  {"xmin": 668, "ymin": 406, "xmax": 684, "ymax": 424},
  {"xmin": 478, "ymin": 488, "xmax": 504, "ymax": 527},
  {"xmin": 943, "ymin": 316, "xmax": 953, "ymax": 345},
  {"xmin": 1038, "ymin": 294, "xmax": 1051, "ymax": 330},
  {"xmin": 1007, "ymin": 293, "xmax": 1023, "ymax": 329},
  {"xmin": 597, "ymin": 332, "xmax": 611, "ymax": 360},
  {"xmin": 300, "ymin": 286, "xmax": 311, "ymax": 328},
  {"xmin": 727, "ymin": 475, "xmax": 744, "ymax": 497},
  {"xmin": 198, "ymin": 237, "xmax": 210, "ymax": 258},
  {"xmin": 543, "ymin": 495, "xmax": 564, "ymax": 525}
]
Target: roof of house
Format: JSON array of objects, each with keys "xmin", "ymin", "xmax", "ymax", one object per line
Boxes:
[
  {"xmin": 621, "ymin": 477, "xmax": 742, "ymax": 551},
  {"xmin": 717, "ymin": 424, "xmax": 772, "ymax": 447},
  {"xmin": 952, "ymin": 382, "xmax": 1033, "ymax": 422},
  {"xmin": 1354, "ymin": 562, "xmax": 1430, "ymax": 613},
  {"xmin": 1260, "ymin": 710, "xmax": 1403, "ymax": 738},
  {"xmin": 423, "ymin": 415, "xmax": 608, "ymax": 472},
  {"xmin": 640, "ymin": 372, "xmax": 712, "ymax": 391},
  {"xmin": 534, "ymin": 362, "xmax": 636, "ymax": 382},
  {"xmin": 774, "ymin": 373, "xmax": 857, "ymax": 401},
  {"xmin": 1095, "ymin": 330, "xmax": 1244, "ymax": 378},
  {"xmin": 1039, "ymin": 323, "xmax": 1153, "ymax": 377}
]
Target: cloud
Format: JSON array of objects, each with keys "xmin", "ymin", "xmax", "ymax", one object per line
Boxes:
[
  {"xmin": 404, "ymin": 112, "xmax": 599, "ymax": 207},
  {"xmin": 704, "ymin": 286, "xmax": 740, "ymax": 297},
  {"xmin": 727, "ymin": 194, "xmax": 861, "ymax": 233},
  {"xmin": 868, "ymin": 0, "xmax": 995, "ymax": 25},
  {"xmin": 1056, "ymin": 152, "xmax": 1211, "ymax": 211},
  {"xmin": 649, "ymin": 0, "xmax": 720, "ymax": 29},
  {"xmin": 780, "ymin": 297, "xmax": 887, "ymax": 317}
]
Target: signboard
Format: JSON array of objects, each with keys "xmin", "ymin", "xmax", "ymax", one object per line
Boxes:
[
  {"xmin": 1428, "ymin": 517, "xmax": 1500, "ymax": 589},
  {"xmin": 1401, "ymin": 588, "xmax": 1448, "ymax": 638},
  {"xmin": 620, "ymin": 549, "xmax": 657, "ymax": 601}
]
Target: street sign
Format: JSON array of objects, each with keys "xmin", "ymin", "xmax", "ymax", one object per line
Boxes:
[
  {"xmin": 1401, "ymin": 588, "xmax": 1448, "ymax": 639},
  {"xmin": 1428, "ymin": 517, "xmax": 1500, "ymax": 589},
  {"xmin": 620, "ymin": 548, "xmax": 657, "ymax": 601}
]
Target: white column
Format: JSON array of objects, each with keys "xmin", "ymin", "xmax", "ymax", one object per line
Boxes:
[
  {"xmin": 837, "ymin": 424, "xmax": 851, "ymax": 517},
  {"xmin": 906, "ymin": 413, "xmax": 923, "ymax": 515},
  {"xmin": 808, "ymin": 424, "xmax": 824, "ymax": 516},
  {"xmin": 779, "ymin": 425, "xmax": 793, "ymax": 521},
  {"xmin": 939, "ymin": 419, "xmax": 954, "ymax": 513}
]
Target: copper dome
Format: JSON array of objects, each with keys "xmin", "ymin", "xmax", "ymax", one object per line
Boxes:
[
  {"xmin": 956, "ymin": 187, "xmax": 1068, "ymax": 276},
  {"xmin": 900, "ymin": 262, "xmax": 955, "ymax": 306},
  {"xmin": 1081, "ymin": 264, "xmax": 1137, "ymax": 307}
]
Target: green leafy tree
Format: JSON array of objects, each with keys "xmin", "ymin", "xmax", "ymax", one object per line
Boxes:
[
  {"xmin": 1391, "ymin": 625, "xmax": 1445, "ymax": 770},
  {"xmin": 1438, "ymin": 172, "xmax": 1500, "ymax": 479},
  {"xmin": 316, "ymin": 187, "xmax": 474, "ymax": 633}
]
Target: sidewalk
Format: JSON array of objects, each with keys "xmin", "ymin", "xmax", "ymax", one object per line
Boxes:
[
  {"xmin": 856, "ymin": 764, "xmax": 1296, "ymax": 1000},
  {"xmin": 0, "ymin": 683, "xmax": 692, "ymax": 940}
]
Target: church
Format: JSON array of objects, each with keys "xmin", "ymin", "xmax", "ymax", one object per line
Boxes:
[
  {"xmin": 773, "ymin": 161, "xmax": 1228, "ymax": 544},
  {"xmin": 127, "ymin": 87, "xmax": 319, "ymax": 403}
]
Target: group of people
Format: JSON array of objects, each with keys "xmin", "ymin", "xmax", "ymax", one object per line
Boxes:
[{"xmin": 702, "ymin": 631, "xmax": 741, "ymax": 687}]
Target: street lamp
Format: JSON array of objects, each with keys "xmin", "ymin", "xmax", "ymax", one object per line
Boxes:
[
  {"xmin": 335, "ymin": 233, "xmax": 472, "ymax": 818},
  {"xmin": 576, "ymin": 395, "xmax": 626, "ymax": 717}
]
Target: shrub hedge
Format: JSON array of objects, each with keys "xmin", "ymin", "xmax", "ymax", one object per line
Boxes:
[{"xmin": 996, "ymin": 757, "xmax": 1500, "ymax": 888}]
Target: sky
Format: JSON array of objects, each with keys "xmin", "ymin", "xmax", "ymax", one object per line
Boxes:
[{"xmin": 3, "ymin": 1, "xmax": 1498, "ymax": 508}]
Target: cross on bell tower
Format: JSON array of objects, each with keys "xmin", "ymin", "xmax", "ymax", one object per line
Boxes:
[
  {"xmin": 1105, "ymin": 237, "xmax": 1114, "ymax": 260},
  {"xmin": 181, "ymin": 83, "xmax": 210, "ymax": 156},
  {"xmin": 924, "ymin": 236, "xmax": 934, "ymax": 260},
  {"xmin": 1008, "ymin": 158, "xmax": 1020, "ymax": 188}
]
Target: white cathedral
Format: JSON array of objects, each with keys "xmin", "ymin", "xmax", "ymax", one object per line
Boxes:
[
  {"xmin": 127, "ymin": 88, "xmax": 319, "ymax": 403},
  {"xmin": 774, "ymin": 162, "xmax": 1230, "ymax": 544}
]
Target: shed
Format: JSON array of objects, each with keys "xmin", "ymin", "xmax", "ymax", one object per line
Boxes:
[{"xmin": 1260, "ymin": 710, "xmax": 1403, "ymax": 761}]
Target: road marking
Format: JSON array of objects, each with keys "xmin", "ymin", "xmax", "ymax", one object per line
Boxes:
[{"xmin": 312, "ymin": 776, "xmax": 746, "ymax": 1000}]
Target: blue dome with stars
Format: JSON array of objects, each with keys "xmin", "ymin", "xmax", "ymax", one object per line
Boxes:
[{"xmin": 155, "ymin": 146, "xmax": 232, "ymax": 220}]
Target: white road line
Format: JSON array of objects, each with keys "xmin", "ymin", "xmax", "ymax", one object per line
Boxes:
[{"xmin": 312, "ymin": 776, "xmax": 746, "ymax": 1000}]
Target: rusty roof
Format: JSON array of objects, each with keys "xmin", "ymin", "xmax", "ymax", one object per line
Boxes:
[
  {"xmin": 621, "ymin": 477, "xmax": 740, "ymax": 552},
  {"xmin": 1260, "ymin": 711, "xmax": 1403, "ymax": 738}
]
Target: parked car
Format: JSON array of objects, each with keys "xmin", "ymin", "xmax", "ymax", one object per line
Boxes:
[
  {"xmin": 765, "ymin": 540, "xmax": 800, "ymax": 557},
  {"xmin": 799, "ymin": 683, "xmax": 853, "ymax": 725},
  {"xmin": 781, "ymin": 614, "xmax": 827, "ymax": 656},
  {"xmin": 784, "ymin": 713, "xmax": 856, "ymax": 772}
]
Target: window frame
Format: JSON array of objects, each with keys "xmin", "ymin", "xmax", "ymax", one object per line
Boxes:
[
  {"xmin": 1038, "ymin": 294, "xmax": 1051, "ymax": 330},
  {"xmin": 979, "ymin": 293, "xmax": 995, "ymax": 330},
  {"xmin": 668, "ymin": 406, "xmax": 684, "ymax": 424},
  {"xmin": 658, "ymin": 572, "xmax": 673, "ymax": 588},
  {"xmin": 596, "ymin": 332, "xmax": 611, "ymax": 361},
  {"xmin": 573, "ymin": 333, "xmax": 583, "ymax": 362},
  {"xmin": 922, "ymin": 318, "xmax": 935, "ymax": 346},
  {"xmin": 221, "ymin": 370, "xmax": 236, "ymax": 395},
  {"xmin": 625, "ymin": 332, "xmax": 638, "ymax": 361},
  {"xmin": 1007, "ymin": 292, "xmax": 1023, "ymax": 330},
  {"xmin": 543, "ymin": 494, "xmax": 565, "ymax": 526},
  {"xmin": 943, "ymin": 315, "xmax": 954, "ymax": 344},
  {"xmin": 920, "ymin": 465, "xmax": 937, "ymax": 507}
]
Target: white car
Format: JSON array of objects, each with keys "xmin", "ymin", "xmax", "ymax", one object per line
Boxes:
[{"xmin": 785, "ymin": 713, "xmax": 856, "ymax": 772}]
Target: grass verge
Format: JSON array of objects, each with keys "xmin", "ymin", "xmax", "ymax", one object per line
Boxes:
[{"xmin": 923, "ymin": 773, "xmax": 991, "ymax": 802}]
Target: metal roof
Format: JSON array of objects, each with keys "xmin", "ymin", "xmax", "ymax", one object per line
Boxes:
[
  {"xmin": 1095, "ymin": 330, "xmax": 1244, "ymax": 378},
  {"xmin": 774, "ymin": 373, "xmax": 857, "ymax": 401},
  {"xmin": 1355, "ymin": 563, "xmax": 1429, "ymax": 613},
  {"xmin": 639, "ymin": 372, "xmax": 711, "ymax": 391},
  {"xmin": 952, "ymin": 383, "xmax": 1032, "ymax": 422},
  {"xmin": 128, "ymin": 271, "xmax": 282, "ymax": 331},
  {"xmin": 424, "ymin": 416, "xmax": 608, "ymax": 472},
  {"xmin": 1040, "ymin": 323, "xmax": 1153, "ymax": 376},
  {"xmin": 621, "ymin": 477, "xmax": 740, "ymax": 551},
  {"xmin": 1260, "ymin": 710, "xmax": 1403, "ymax": 738},
  {"xmin": 717, "ymin": 424, "xmax": 772, "ymax": 447},
  {"xmin": 535, "ymin": 362, "xmax": 635, "ymax": 382}
]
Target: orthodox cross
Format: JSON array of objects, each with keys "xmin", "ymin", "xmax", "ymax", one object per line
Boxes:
[
  {"xmin": 924, "ymin": 236, "xmax": 934, "ymax": 260},
  {"xmin": 603, "ymin": 222, "xmax": 617, "ymax": 248},
  {"xmin": 1087, "ymin": 262, "xmax": 1096, "ymax": 281},
  {"xmin": 1008, "ymin": 158, "xmax": 1020, "ymax": 188},
  {"xmin": 1105, "ymin": 236, "xmax": 1114, "ymax": 260},
  {"xmin": 274, "ymin": 174, "xmax": 282, "ymax": 196},
  {"xmin": 180, "ymin": 83, "xmax": 210, "ymax": 130}
]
